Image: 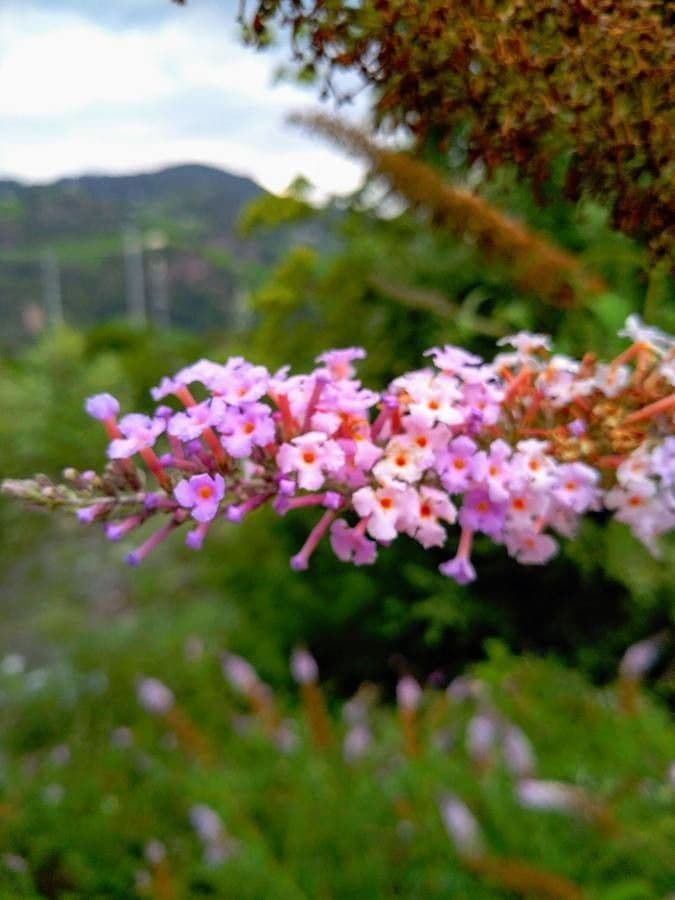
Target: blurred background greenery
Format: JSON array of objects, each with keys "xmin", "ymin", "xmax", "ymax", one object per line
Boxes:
[{"xmin": 1, "ymin": 0, "xmax": 674, "ymax": 896}]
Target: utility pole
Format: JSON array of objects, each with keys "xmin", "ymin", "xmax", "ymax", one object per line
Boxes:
[
  {"xmin": 123, "ymin": 228, "xmax": 146, "ymax": 326},
  {"xmin": 40, "ymin": 250, "xmax": 63, "ymax": 326},
  {"xmin": 149, "ymin": 253, "xmax": 170, "ymax": 330}
]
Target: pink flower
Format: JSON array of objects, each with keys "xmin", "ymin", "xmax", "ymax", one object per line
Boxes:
[
  {"xmin": 504, "ymin": 530, "xmax": 558, "ymax": 564},
  {"xmin": 510, "ymin": 440, "xmax": 556, "ymax": 492},
  {"xmin": 504, "ymin": 489, "xmax": 549, "ymax": 530},
  {"xmin": 219, "ymin": 404, "xmax": 276, "ymax": 458},
  {"xmin": 329, "ymin": 519, "xmax": 377, "ymax": 565},
  {"xmin": 401, "ymin": 415, "xmax": 447, "ymax": 460},
  {"xmin": 168, "ymin": 400, "xmax": 225, "ymax": 442},
  {"xmin": 340, "ymin": 436, "xmax": 383, "ymax": 470},
  {"xmin": 174, "ymin": 473, "xmax": 225, "ymax": 522},
  {"xmin": 471, "ymin": 438, "xmax": 512, "ymax": 502},
  {"xmin": 405, "ymin": 486, "xmax": 456, "ymax": 549},
  {"xmin": 352, "ymin": 484, "xmax": 417, "ymax": 542},
  {"xmin": 108, "ymin": 414, "xmax": 165, "ymax": 459},
  {"xmin": 406, "ymin": 374, "xmax": 465, "ymax": 426},
  {"xmin": 217, "ymin": 364, "xmax": 269, "ymax": 405},
  {"xmin": 460, "ymin": 380, "xmax": 503, "ymax": 427},
  {"xmin": 276, "ymin": 432, "xmax": 345, "ymax": 490},
  {"xmin": 616, "ymin": 447, "xmax": 654, "ymax": 489},
  {"xmin": 315, "ymin": 347, "xmax": 366, "ymax": 381},
  {"xmin": 552, "ymin": 463, "xmax": 600, "ymax": 513}
]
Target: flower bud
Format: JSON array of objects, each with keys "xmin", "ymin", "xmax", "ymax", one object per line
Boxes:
[
  {"xmin": 85, "ymin": 393, "xmax": 120, "ymax": 421},
  {"xmin": 136, "ymin": 677, "xmax": 174, "ymax": 715},
  {"xmin": 439, "ymin": 793, "xmax": 484, "ymax": 857},
  {"xmin": 396, "ymin": 675, "xmax": 422, "ymax": 711},
  {"xmin": 290, "ymin": 647, "xmax": 318, "ymax": 685},
  {"xmin": 222, "ymin": 654, "xmax": 258, "ymax": 693}
]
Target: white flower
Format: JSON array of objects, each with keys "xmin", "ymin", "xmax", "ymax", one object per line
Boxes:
[
  {"xmin": 373, "ymin": 437, "xmax": 426, "ymax": 485},
  {"xmin": 619, "ymin": 315, "xmax": 674, "ymax": 355}
]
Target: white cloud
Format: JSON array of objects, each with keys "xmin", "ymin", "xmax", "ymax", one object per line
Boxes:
[{"xmin": 0, "ymin": 3, "xmax": 368, "ymax": 196}]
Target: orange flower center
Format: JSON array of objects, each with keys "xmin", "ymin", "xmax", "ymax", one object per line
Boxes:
[{"xmin": 302, "ymin": 451, "xmax": 316, "ymax": 464}]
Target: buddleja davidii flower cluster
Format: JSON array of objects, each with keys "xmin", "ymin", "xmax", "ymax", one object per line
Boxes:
[{"xmin": 7, "ymin": 317, "xmax": 673, "ymax": 584}]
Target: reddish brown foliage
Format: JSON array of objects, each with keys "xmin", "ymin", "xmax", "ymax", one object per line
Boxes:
[{"xmin": 242, "ymin": 0, "xmax": 674, "ymax": 257}]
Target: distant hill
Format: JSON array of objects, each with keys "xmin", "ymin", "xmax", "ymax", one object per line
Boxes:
[{"xmin": 0, "ymin": 164, "xmax": 324, "ymax": 346}]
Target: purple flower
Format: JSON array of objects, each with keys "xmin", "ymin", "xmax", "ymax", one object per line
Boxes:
[
  {"xmin": 85, "ymin": 393, "xmax": 119, "ymax": 421},
  {"xmin": 174, "ymin": 474, "xmax": 225, "ymax": 522},
  {"xmin": 76, "ymin": 504, "xmax": 107, "ymax": 524},
  {"xmin": 459, "ymin": 489, "xmax": 506, "ymax": 537},
  {"xmin": 107, "ymin": 414, "xmax": 165, "ymax": 459},
  {"xmin": 439, "ymin": 527, "xmax": 476, "ymax": 584},
  {"xmin": 439, "ymin": 436, "xmax": 478, "ymax": 493},
  {"xmin": 439, "ymin": 554, "xmax": 477, "ymax": 584},
  {"xmin": 185, "ymin": 522, "xmax": 210, "ymax": 550}
]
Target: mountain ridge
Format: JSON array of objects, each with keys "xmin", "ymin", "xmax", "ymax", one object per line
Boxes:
[{"xmin": 0, "ymin": 162, "xmax": 322, "ymax": 345}]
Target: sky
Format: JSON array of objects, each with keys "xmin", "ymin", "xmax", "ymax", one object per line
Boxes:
[{"xmin": 0, "ymin": 0, "xmax": 367, "ymax": 196}]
